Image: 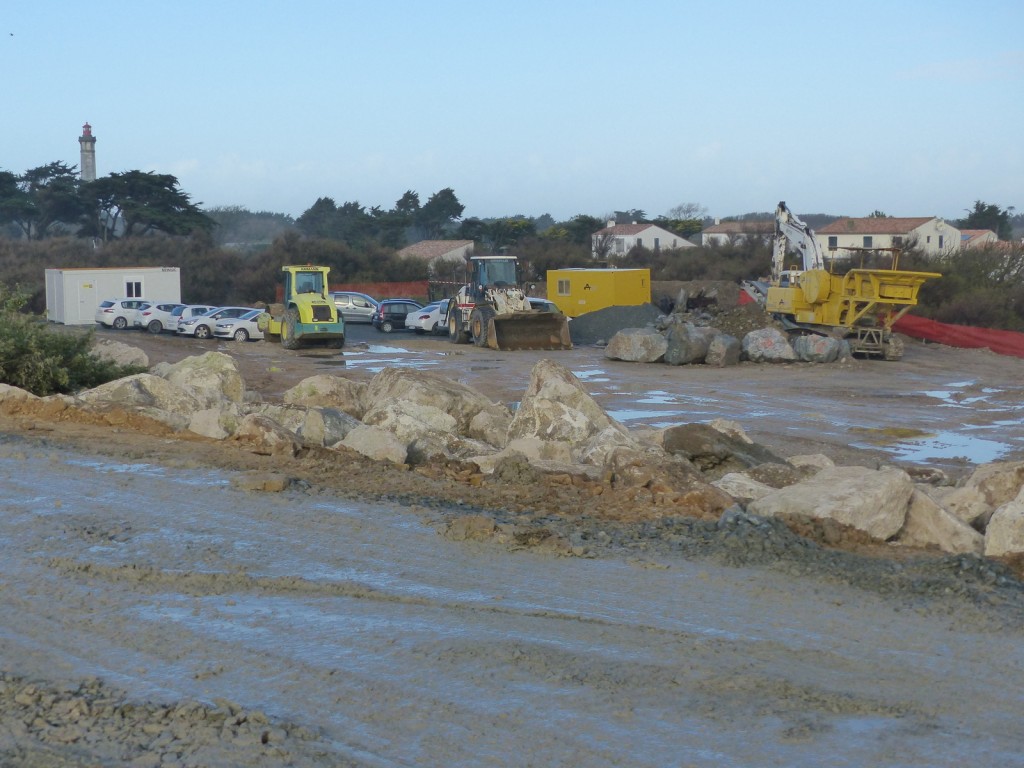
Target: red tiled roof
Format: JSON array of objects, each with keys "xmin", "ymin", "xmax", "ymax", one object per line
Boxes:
[
  {"xmin": 397, "ymin": 240, "xmax": 473, "ymax": 262},
  {"xmin": 816, "ymin": 217, "xmax": 935, "ymax": 235}
]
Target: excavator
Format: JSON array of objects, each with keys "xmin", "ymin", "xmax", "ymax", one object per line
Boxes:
[
  {"xmin": 445, "ymin": 255, "xmax": 572, "ymax": 350},
  {"xmin": 749, "ymin": 201, "xmax": 941, "ymax": 360}
]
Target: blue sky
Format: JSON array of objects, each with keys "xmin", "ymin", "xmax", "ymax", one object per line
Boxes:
[{"xmin": 4, "ymin": 0, "xmax": 1022, "ymax": 223}]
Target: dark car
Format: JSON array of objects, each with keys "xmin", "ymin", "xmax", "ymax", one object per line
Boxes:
[{"xmin": 372, "ymin": 299, "xmax": 423, "ymax": 333}]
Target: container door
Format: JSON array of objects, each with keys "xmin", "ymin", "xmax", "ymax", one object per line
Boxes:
[{"xmin": 75, "ymin": 277, "xmax": 100, "ymax": 325}]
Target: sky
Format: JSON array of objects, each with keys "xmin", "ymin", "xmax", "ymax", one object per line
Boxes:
[{"xmin": 4, "ymin": 0, "xmax": 1023, "ymax": 224}]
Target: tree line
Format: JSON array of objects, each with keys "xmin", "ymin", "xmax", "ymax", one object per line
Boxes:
[{"xmin": 1, "ymin": 159, "xmax": 1022, "ymax": 329}]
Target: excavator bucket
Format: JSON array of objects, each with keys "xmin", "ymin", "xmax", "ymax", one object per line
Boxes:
[{"xmin": 487, "ymin": 312, "xmax": 573, "ymax": 351}]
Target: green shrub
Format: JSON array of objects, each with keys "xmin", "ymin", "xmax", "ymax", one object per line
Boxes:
[{"xmin": 0, "ymin": 285, "xmax": 146, "ymax": 396}]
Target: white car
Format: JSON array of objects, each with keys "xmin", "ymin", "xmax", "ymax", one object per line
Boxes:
[
  {"xmin": 170, "ymin": 305, "xmax": 218, "ymax": 333},
  {"xmin": 95, "ymin": 298, "xmax": 149, "ymax": 329},
  {"xmin": 408, "ymin": 301, "xmax": 447, "ymax": 335},
  {"xmin": 177, "ymin": 306, "xmax": 255, "ymax": 339},
  {"xmin": 134, "ymin": 302, "xmax": 186, "ymax": 334},
  {"xmin": 214, "ymin": 309, "xmax": 267, "ymax": 342}
]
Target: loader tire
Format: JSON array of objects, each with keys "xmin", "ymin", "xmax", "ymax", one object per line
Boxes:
[
  {"xmin": 281, "ymin": 308, "xmax": 302, "ymax": 350},
  {"xmin": 470, "ymin": 306, "xmax": 495, "ymax": 347},
  {"xmin": 448, "ymin": 312, "xmax": 470, "ymax": 344}
]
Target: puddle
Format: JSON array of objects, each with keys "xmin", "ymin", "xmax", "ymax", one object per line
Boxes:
[{"xmin": 884, "ymin": 431, "xmax": 1010, "ymax": 464}]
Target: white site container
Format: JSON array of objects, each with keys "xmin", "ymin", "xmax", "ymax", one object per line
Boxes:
[{"xmin": 45, "ymin": 267, "xmax": 182, "ymax": 325}]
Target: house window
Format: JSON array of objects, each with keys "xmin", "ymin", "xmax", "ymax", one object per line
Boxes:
[
  {"xmin": 893, "ymin": 236, "xmax": 904, "ymax": 247},
  {"xmin": 927, "ymin": 236, "xmax": 931, "ymax": 244},
  {"xmin": 654, "ymin": 237, "xmax": 660, "ymax": 250},
  {"xmin": 939, "ymin": 235, "xmax": 944, "ymax": 249},
  {"xmin": 613, "ymin": 238, "xmax": 625, "ymax": 254},
  {"xmin": 863, "ymin": 236, "xmax": 873, "ymax": 248},
  {"xmin": 557, "ymin": 279, "xmax": 570, "ymax": 296},
  {"xmin": 125, "ymin": 281, "xmax": 142, "ymax": 298},
  {"xmin": 827, "ymin": 236, "xmax": 837, "ymax": 249},
  {"xmin": 636, "ymin": 238, "xmax": 643, "ymax": 249}
]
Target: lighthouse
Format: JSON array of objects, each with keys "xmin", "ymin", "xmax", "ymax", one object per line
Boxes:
[{"xmin": 78, "ymin": 122, "xmax": 96, "ymax": 182}]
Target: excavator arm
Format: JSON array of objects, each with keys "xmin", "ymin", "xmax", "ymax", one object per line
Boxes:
[{"xmin": 773, "ymin": 201, "xmax": 825, "ymax": 281}]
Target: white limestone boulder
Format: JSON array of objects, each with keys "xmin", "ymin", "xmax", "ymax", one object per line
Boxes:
[
  {"xmin": 984, "ymin": 487, "xmax": 1024, "ymax": 557},
  {"xmin": 252, "ymin": 403, "xmax": 361, "ymax": 447},
  {"xmin": 339, "ymin": 424, "xmax": 409, "ymax": 465},
  {"xmin": 283, "ymin": 374, "xmax": 367, "ymax": 419},
  {"xmin": 934, "ymin": 461, "xmax": 1024, "ymax": 528},
  {"xmin": 747, "ymin": 465, "xmax": 914, "ymax": 541},
  {"xmin": 603, "ymin": 328, "xmax": 668, "ymax": 363},
  {"xmin": 712, "ymin": 473, "xmax": 777, "ymax": 505},
  {"xmin": 151, "ymin": 352, "xmax": 245, "ymax": 407},
  {"xmin": 90, "ymin": 338, "xmax": 149, "ymax": 368},
  {"xmin": 362, "ymin": 367, "xmax": 511, "ymax": 445},
  {"xmin": 74, "ymin": 373, "xmax": 202, "ymax": 430},
  {"xmin": 894, "ymin": 488, "xmax": 985, "ymax": 555},
  {"xmin": 507, "ymin": 359, "xmax": 636, "ymax": 463}
]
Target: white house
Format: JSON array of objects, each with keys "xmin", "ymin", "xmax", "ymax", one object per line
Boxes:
[
  {"xmin": 45, "ymin": 266, "xmax": 181, "ymax": 325},
  {"xmin": 960, "ymin": 229, "xmax": 999, "ymax": 249},
  {"xmin": 699, "ymin": 219, "xmax": 774, "ymax": 247},
  {"xmin": 814, "ymin": 217, "xmax": 961, "ymax": 258},
  {"xmin": 591, "ymin": 222, "xmax": 694, "ymax": 259}
]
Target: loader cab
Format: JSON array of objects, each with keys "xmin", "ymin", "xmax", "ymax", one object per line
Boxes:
[{"xmin": 470, "ymin": 257, "xmax": 520, "ymax": 300}]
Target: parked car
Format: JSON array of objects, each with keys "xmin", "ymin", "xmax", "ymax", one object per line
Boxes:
[
  {"xmin": 171, "ymin": 305, "xmax": 218, "ymax": 333},
  {"xmin": 213, "ymin": 309, "xmax": 266, "ymax": 342},
  {"xmin": 95, "ymin": 298, "xmax": 150, "ymax": 329},
  {"xmin": 177, "ymin": 306, "xmax": 255, "ymax": 339},
  {"xmin": 528, "ymin": 298, "xmax": 561, "ymax": 314},
  {"xmin": 134, "ymin": 302, "xmax": 186, "ymax": 334},
  {"xmin": 408, "ymin": 300, "xmax": 447, "ymax": 335},
  {"xmin": 331, "ymin": 291, "xmax": 379, "ymax": 323},
  {"xmin": 372, "ymin": 299, "xmax": 423, "ymax": 333}
]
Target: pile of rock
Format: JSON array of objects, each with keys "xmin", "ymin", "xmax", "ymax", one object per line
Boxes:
[
  {"xmin": 605, "ymin": 323, "xmax": 850, "ymax": 366},
  {"xmin": 2, "ymin": 346, "xmax": 1022, "ymax": 561}
]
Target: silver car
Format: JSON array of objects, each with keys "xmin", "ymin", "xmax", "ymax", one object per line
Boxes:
[{"xmin": 331, "ymin": 292, "xmax": 379, "ymax": 323}]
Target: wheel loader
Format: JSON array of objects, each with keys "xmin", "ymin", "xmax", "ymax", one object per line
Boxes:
[{"xmin": 445, "ymin": 255, "xmax": 572, "ymax": 350}]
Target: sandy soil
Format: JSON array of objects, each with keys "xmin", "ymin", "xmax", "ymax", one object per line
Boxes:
[{"xmin": 1, "ymin": 323, "xmax": 1024, "ymax": 766}]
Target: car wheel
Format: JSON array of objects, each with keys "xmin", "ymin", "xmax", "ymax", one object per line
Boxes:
[
  {"xmin": 380, "ymin": 320, "xmax": 393, "ymax": 333},
  {"xmin": 113, "ymin": 316, "xmax": 128, "ymax": 330},
  {"xmin": 233, "ymin": 328, "xmax": 250, "ymax": 342},
  {"xmin": 430, "ymin": 322, "xmax": 439, "ymax": 335},
  {"xmin": 147, "ymin": 320, "xmax": 163, "ymax": 334},
  {"xmin": 195, "ymin": 324, "xmax": 212, "ymax": 339}
]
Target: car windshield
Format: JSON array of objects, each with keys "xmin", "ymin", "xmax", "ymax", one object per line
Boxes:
[{"xmin": 241, "ymin": 310, "xmax": 263, "ymax": 319}]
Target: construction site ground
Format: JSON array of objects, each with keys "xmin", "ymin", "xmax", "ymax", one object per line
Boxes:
[{"xmin": 1, "ymin": 311, "xmax": 1023, "ymax": 767}]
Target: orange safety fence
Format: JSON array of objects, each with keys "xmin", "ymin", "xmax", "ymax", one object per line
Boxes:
[{"xmin": 894, "ymin": 315, "xmax": 1024, "ymax": 359}]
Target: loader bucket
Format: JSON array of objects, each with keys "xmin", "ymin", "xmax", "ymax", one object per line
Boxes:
[{"xmin": 488, "ymin": 312, "xmax": 573, "ymax": 351}]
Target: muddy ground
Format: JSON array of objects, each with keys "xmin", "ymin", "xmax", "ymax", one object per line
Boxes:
[{"xmin": 1, "ymin": 320, "xmax": 1024, "ymax": 766}]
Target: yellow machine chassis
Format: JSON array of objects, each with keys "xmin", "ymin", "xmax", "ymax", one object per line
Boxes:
[{"xmin": 766, "ymin": 267, "xmax": 941, "ymax": 330}]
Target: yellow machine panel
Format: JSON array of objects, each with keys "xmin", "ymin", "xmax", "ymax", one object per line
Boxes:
[{"xmin": 547, "ymin": 268, "xmax": 651, "ymax": 318}]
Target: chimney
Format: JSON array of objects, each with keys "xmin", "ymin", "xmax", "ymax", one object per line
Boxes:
[{"xmin": 607, "ymin": 220, "xmax": 615, "ymax": 228}]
